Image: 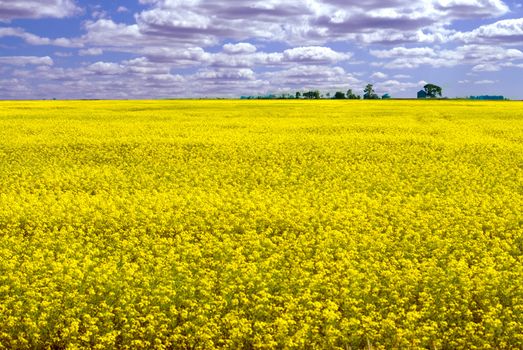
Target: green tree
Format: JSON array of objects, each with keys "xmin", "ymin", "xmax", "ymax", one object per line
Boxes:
[
  {"xmin": 363, "ymin": 84, "xmax": 379, "ymax": 99},
  {"xmin": 424, "ymin": 84, "xmax": 442, "ymax": 98},
  {"xmin": 334, "ymin": 91, "xmax": 346, "ymax": 99},
  {"xmin": 303, "ymin": 90, "xmax": 321, "ymax": 99},
  {"xmin": 346, "ymin": 89, "xmax": 360, "ymax": 99},
  {"xmin": 296, "ymin": 91, "xmax": 301, "ymax": 99}
]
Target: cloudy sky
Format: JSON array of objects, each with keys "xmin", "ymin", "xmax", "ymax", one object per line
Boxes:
[{"xmin": 1, "ymin": 0, "xmax": 523, "ymax": 99}]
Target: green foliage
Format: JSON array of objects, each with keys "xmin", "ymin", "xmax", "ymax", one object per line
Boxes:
[
  {"xmin": 346, "ymin": 89, "xmax": 360, "ymax": 99},
  {"xmin": 303, "ymin": 90, "xmax": 320, "ymax": 99},
  {"xmin": 424, "ymin": 84, "xmax": 443, "ymax": 98},
  {"xmin": 0, "ymin": 100, "xmax": 522, "ymax": 349},
  {"xmin": 333, "ymin": 91, "xmax": 346, "ymax": 99},
  {"xmin": 363, "ymin": 84, "xmax": 379, "ymax": 99}
]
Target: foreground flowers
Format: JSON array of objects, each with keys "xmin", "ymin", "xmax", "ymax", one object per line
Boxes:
[{"xmin": 0, "ymin": 100, "xmax": 522, "ymax": 349}]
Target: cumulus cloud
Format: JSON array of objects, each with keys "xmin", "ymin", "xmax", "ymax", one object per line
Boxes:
[
  {"xmin": 195, "ymin": 68, "xmax": 256, "ymax": 81},
  {"xmin": 138, "ymin": 44, "xmax": 351, "ymax": 68},
  {"xmin": 434, "ymin": 0, "xmax": 508, "ymax": 18},
  {"xmin": 82, "ymin": 19, "xmax": 144, "ymax": 47},
  {"xmin": 371, "ymin": 44, "xmax": 523, "ymax": 70},
  {"xmin": 371, "ymin": 47, "xmax": 437, "ymax": 59},
  {"xmin": 1, "ymin": 0, "xmax": 521, "ymax": 99},
  {"xmin": 79, "ymin": 48, "xmax": 103, "ymax": 56},
  {"xmin": 69, "ymin": 0, "xmax": 512, "ymax": 49},
  {"xmin": 142, "ymin": 47, "xmax": 211, "ymax": 65},
  {"xmin": 0, "ymin": 27, "xmax": 80, "ymax": 47},
  {"xmin": 474, "ymin": 79, "xmax": 497, "ymax": 84},
  {"xmin": 0, "ymin": 56, "xmax": 54, "ymax": 66},
  {"xmin": 370, "ymin": 72, "xmax": 388, "ymax": 79},
  {"xmin": 261, "ymin": 65, "xmax": 361, "ymax": 91},
  {"xmin": 377, "ymin": 79, "xmax": 422, "ymax": 92},
  {"xmin": 0, "ymin": 58, "xmax": 359, "ymax": 99},
  {"xmin": 86, "ymin": 62, "xmax": 125, "ymax": 75},
  {"xmin": 1, "ymin": 0, "xmax": 515, "ymax": 52},
  {"xmin": 0, "ymin": 0, "xmax": 81, "ymax": 21},
  {"xmin": 282, "ymin": 46, "xmax": 352, "ymax": 63},
  {"xmin": 223, "ymin": 43, "xmax": 257, "ymax": 54},
  {"xmin": 454, "ymin": 18, "xmax": 523, "ymax": 44}
]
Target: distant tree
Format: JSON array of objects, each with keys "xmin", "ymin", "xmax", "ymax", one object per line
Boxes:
[
  {"xmin": 346, "ymin": 89, "xmax": 360, "ymax": 99},
  {"xmin": 296, "ymin": 91, "xmax": 301, "ymax": 99},
  {"xmin": 363, "ymin": 84, "xmax": 379, "ymax": 99},
  {"xmin": 303, "ymin": 90, "xmax": 321, "ymax": 99},
  {"xmin": 382, "ymin": 93, "xmax": 391, "ymax": 99},
  {"xmin": 423, "ymin": 84, "xmax": 442, "ymax": 98},
  {"xmin": 326, "ymin": 92, "xmax": 331, "ymax": 98},
  {"xmin": 334, "ymin": 91, "xmax": 346, "ymax": 99}
]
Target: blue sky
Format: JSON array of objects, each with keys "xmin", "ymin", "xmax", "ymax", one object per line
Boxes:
[{"xmin": 1, "ymin": 0, "xmax": 523, "ymax": 99}]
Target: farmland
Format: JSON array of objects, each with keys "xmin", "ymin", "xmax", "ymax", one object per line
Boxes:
[{"xmin": 0, "ymin": 100, "xmax": 522, "ymax": 349}]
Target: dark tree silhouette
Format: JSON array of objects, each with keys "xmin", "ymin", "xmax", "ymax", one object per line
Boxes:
[
  {"xmin": 346, "ymin": 89, "xmax": 360, "ymax": 99},
  {"xmin": 334, "ymin": 91, "xmax": 346, "ymax": 99},
  {"xmin": 303, "ymin": 90, "xmax": 320, "ymax": 99},
  {"xmin": 424, "ymin": 84, "xmax": 442, "ymax": 98},
  {"xmin": 363, "ymin": 84, "xmax": 379, "ymax": 99}
]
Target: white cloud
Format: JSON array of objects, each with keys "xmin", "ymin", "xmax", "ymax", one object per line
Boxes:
[
  {"xmin": 0, "ymin": 56, "xmax": 54, "ymax": 66},
  {"xmin": 471, "ymin": 63, "xmax": 501, "ymax": 71},
  {"xmin": 195, "ymin": 68, "xmax": 256, "ymax": 81},
  {"xmin": 82, "ymin": 19, "xmax": 145, "ymax": 48},
  {"xmin": 140, "ymin": 45, "xmax": 351, "ymax": 68},
  {"xmin": 79, "ymin": 48, "xmax": 103, "ymax": 56},
  {"xmin": 262, "ymin": 65, "xmax": 362, "ymax": 91},
  {"xmin": 0, "ymin": 27, "xmax": 81, "ymax": 47},
  {"xmin": 87, "ymin": 62, "xmax": 125, "ymax": 75},
  {"xmin": 435, "ymin": 0, "xmax": 509, "ymax": 18},
  {"xmin": 375, "ymin": 79, "xmax": 421, "ymax": 92},
  {"xmin": 0, "ymin": 0, "xmax": 81, "ymax": 20},
  {"xmin": 474, "ymin": 79, "xmax": 497, "ymax": 84},
  {"xmin": 393, "ymin": 74, "xmax": 411, "ymax": 79},
  {"xmin": 54, "ymin": 52, "xmax": 73, "ymax": 57},
  {"xmin": 371, "ymin": 44, "xmax": 523, "ymax": 70},
  {"xmin": 223, "ymin": 43, "xmax": 257, "ymax": 54},
  {"xmin": 143, "ymin": 47, "xmax": 211, "ymax": 65},
  {"xmin": 371, "ymin": 47, "xmax": 437, "ymax": 59},
  {"xmin": 370, "ymin": 72, "xmax": 388, "ymax": 80},
  {"xmin": 1, "ymin": 0, "xmax": 521, "ymax": 99},
  {"xmin": 67, "ymin": 0, "xmax": 512, "ymax": 49},
  {"xmin": 454, "ymin": 18, "xmax": 523, "ymax": 44},
  {"xmin": 282, "ymin": 46, "xmax": 352, "ymax": 63}
]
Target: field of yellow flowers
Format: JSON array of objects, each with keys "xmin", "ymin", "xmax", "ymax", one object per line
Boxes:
[{"xmin": 0, "ymin": 99, "xmax": 522, "ymax": 349}]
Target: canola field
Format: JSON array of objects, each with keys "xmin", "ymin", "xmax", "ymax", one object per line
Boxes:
[{"xmin": 0, "ymin": 100, "xmax": 522, "ymax": 349}]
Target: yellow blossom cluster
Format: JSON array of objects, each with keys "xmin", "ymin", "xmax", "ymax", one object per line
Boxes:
[{"xmin": 0, "ymin": 100, "xmax": 522, "ymax": 349}]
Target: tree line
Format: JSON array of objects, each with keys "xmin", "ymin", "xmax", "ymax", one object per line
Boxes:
[
  {"xmin": 243, "ymin": 83, "xmax": 442, "ymax": 100},
  {"xmin": 296, "ymin": 85, "xmax": 372, "ymax": 100},
  {"xmin": 297, "ymin": 84, "xmax": 443, "ymax": 100}
]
